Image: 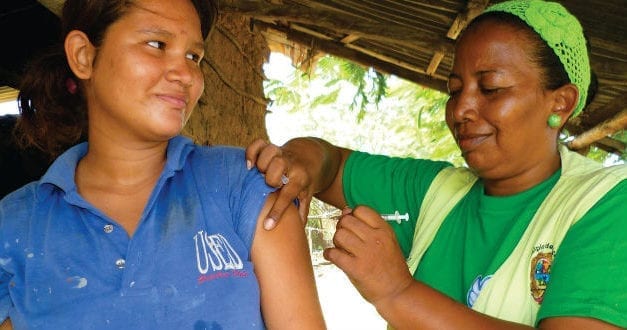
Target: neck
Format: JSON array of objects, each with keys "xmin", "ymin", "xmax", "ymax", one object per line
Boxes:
[
  {"xmin": 74, "ymin": 133, "xmax": 171, "ymax": 237},
  {"xmin": 76, "ymin": 135, "xmax": 168, "ymax": 190},
  {"xmin": 483, "ymin": 151, "xmax": 561, "ymax": 196}
]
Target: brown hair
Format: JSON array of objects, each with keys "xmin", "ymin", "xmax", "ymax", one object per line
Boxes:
[{"xmin": 15, "ymin": 0, "xmax": 217, "ymax": 159}]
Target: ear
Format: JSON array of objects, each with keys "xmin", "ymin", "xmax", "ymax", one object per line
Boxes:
[
  {"xmin": 64, "ymin": 30, "xmax": 97, "ymax": 80},
  {"xmin": 550, "ymin": 83, "xmax": 579, "ymax": 123}
]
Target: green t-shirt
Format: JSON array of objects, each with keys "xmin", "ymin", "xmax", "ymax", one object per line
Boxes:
[{"xmin": 343, "ymin": 151, "xmax": 627, "ymax": 327}]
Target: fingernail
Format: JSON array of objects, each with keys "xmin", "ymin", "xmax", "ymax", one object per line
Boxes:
[
  {"xmin": 246, "ymin": 160, "xmax": 252, "ymax": 170},
  {"xmin": 264, "ymin": 218, "xmax": 276, "ymax": 230},
  {"xmin": 341, "ymin": 207, "xmax": 352, "ymax": 215}
]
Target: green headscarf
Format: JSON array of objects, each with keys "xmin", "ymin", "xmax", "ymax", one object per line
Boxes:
[{"xmin": 485, "ymin": 0, "xmax": 591, "ymax": 117}]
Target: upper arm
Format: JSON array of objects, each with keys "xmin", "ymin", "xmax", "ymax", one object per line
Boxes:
[
  {"xmin": 538, "ymin": 181, "xmax": 627, "ymax": 327},
  {"xmin": 251, "ymin": 193, "xmax": 326, "ymax": 330},
  {"xmin": 538, "ymin": 317, "xmax": 622, "ymax": 330},
  {"xmin": 315, "ymin": 146, "xmax": 351, "ymax": 209},
  {"xmin": 0, "ymin": 318, "xmax": 11, "ymax": 330}
]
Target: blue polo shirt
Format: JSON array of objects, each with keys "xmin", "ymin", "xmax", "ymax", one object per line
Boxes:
[{"xmin": 0, "ymin": 136, "xmax": 273, "ymax": 329}]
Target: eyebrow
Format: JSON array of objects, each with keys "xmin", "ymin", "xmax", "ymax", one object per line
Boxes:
[
  {"xmin": 137, "ymin": 28, "xmax": 205, "ymax": 50},
  {"xmin": 477, "ymin": 70, "xmax": 500, "ymax": 76},
  {"xmin": 448, "ymin": 69, "xmax": 502, "ymax": 80}
]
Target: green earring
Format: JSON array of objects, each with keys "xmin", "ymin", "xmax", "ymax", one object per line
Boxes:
[{"xmin": 547, "ymin": 114, "xmax": 561, "ymax": 128}]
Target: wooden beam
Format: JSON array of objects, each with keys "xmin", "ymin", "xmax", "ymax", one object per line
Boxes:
[
  {"xmin": 290, "ymin": 24, "xmax": 334, "ymax": 41},
  {"xmin": 37, "ymin": 0, "xmax": 63, "ymax": 16},
  {"xmin": 220, "ymin": 1, "xmax": 455, "ymax": 53},
  {"xmin": 256, "ymin": 21, "xmax": 448, "ymax": 93},
  {"xmin": 332, "ymin": 0, "xmax": 463, "ymax": 14},
  {"xmin": 343, "ymin": 43, "xmax": 447, "ymax": 81},
  {"xmin": 260, "ymin": 21, "xmax": 447, "ymax": 80},
  {"xmin": 341, "ymin": 34, "xmax": 361, "ymax": 44},
  {"xmin": 589, "ymin": 36, "xmax": 626, "ymax": 59},
  {"xmin": 567, "ymin": 93, "xmax": 627, "ymax": 134},
  {"xmin": 446, "ymin": 0, "xmax": 490, "ymax": 39},
  {"xmin": 0, "ymin": 86, "xmax": 18, "ymax": 103},
  {"xmin": 316, "ymin": 0, "xmax": 455, "ymax": 29},
  {"xmin": 426, "ymin": 51, "xmax": 445, "ymax": 77},
  {"xmin": 437, "ymin": 0, "xmax": 488, "ymax": 81},
  {"xmin": 593, "ymin": 137, "xmax": 626, "ymax": 156},
  {"xmin": 568, "ymin": 109, "xmax": 627, "ymax": 151},
  {"xmin": 589, "ymin": 55, "xmax": 627, "ymax": 86},
  {"xmin": 260, "ymin": 20, "xmax": 449, "ymax": 82}
]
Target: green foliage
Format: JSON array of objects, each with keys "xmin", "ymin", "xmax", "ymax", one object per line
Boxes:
[
  {"xmin": 612, "ymin": 130, "xmax": 627, "ymax": 161},
  {"xmin": 265, "ymin": 55, "xmax": 387, "ymax": 122},
  {"xmin": 614, "ymin": 129, "xmax": 627, "ymax": 144},
  {"xmin": 264, "ymin": 53, "xmax": 463, "ymax": 165},
  {"xmin": 312, "ymin": 88, "xmax": 340, "ymax": 107}
]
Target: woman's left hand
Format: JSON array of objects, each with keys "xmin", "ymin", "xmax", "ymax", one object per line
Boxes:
[{"xmin": 324, "ymin": 205, "xmax": 414, "ymax": 307}]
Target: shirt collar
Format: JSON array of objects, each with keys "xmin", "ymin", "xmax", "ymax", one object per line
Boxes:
[
  {"xmin": 38, "ymin": 135, "xmax": 194, "ymax": 195},
  {"xmin": 164, "ymin": 135, "xmax": 194, "ymax": 174}
]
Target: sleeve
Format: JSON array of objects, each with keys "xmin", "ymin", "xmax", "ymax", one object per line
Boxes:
[
  {"xmin": 537, "ymin": 179, "xmax": 627, "ymax": 327},
  {"xmin": 342, "ymin": 151, "xmax": 451, "ymax": 256},
  {"xmin": 189, "ymin": 145, "xmax": 274, "ymax": 255},
  {"xmin": 234, "ymin": 166, "xmax": 274, "ymax": 249},
  {"xmin": 0, "ymin": 270, "xmax": 11, "ymax": 322},
  {"xmin": 216, "ymin": 147, "xmax": 274, "ymax": 250},
  {"xmin": 0, "ymin": 198, "xmax": 15, "ymax": 322}
]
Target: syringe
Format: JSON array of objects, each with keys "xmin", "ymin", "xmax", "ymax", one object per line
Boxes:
[{"xmin": 380, "ymin": 211, "xmax": 409, "ymax": 224}]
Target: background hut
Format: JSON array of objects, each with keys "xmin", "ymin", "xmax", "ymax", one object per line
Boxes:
[{"xmin": 1, "ymin": 0, "xmax": 625, "ymax": 196}]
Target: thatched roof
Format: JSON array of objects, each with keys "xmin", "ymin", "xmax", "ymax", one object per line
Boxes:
[
  {"xmin": 2, "ymin": 0, "xmax": 625, "ymax": 155},
  {"xmin": 220, "ymin": 0, "xmax": 627, "ymax": 156}
]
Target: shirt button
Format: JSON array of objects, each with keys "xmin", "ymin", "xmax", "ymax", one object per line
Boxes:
[
  {"xmin": 115, "ymin": 259, "xmax": 126, "ymax": 269},
  {"xmin": 103, "ymin": 224, "xmax": 114, "ymax": 234}
]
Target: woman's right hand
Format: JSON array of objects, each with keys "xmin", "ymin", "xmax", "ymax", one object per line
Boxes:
[{"xmin": 245, "ymin": 139, "xmax": 316, "ymax": 230}]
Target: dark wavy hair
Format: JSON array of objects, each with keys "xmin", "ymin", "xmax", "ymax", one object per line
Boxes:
[
  {"xmin": 463, "ymin": 11, "xmax": 597, "ymax": 111},
  {"xmin": 15, "ymin": 0, "xmax": 217, "ymax": 159}
]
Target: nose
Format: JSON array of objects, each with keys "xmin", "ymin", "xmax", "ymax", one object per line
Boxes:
[
  {"xmin": 165, "ymin": 56, "xmax": 195, "ymax": 87},
  {"xmin": 446, "ymin": 88, "xmax": 478, "ymax": 125}
]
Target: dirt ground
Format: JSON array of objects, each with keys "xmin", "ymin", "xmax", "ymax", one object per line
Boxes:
[{"xmin": 314, "ymin": 263, "xmax": 386, "ymax": 330}]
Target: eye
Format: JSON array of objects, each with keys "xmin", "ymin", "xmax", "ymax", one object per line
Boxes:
[
  {"xmin": 448, "ymin": 88, "xmax": 461, "ymax": 98},
  {"xmin": 147, "ymin": 40, "xmax": 165, "ymax": 49},
  {"xmin": 481, "ymin": 87, "xmax": 502, "ymax": 96},
  {"xmin": 447, "ymin": 78, "xmax": 462, "ymax": 98},
  {"xmin": 447, "ymin": 85, "xmax": 462, "ymax": 98},
  {"xmin": 186, "ymin": 52, "xmax": 202, "ymax": 64}
]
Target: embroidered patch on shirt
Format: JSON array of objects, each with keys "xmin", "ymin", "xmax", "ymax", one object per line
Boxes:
[{"xmin": 529, "ymin": 242, "xmax": 555, "ymax": 304}]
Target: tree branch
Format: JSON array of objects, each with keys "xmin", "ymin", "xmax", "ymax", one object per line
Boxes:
[{"xmin": 568, "ymin": 109, "xmax": 627, "ymax": 152}]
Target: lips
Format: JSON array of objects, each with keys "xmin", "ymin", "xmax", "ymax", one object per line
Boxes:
[
  {"xmin": 157, "ymin": 93, "xmax": 188, "ymax": 109},
  {"xmin": 455, "ymin": 132, "xmax": 490, "ymax": 152}
]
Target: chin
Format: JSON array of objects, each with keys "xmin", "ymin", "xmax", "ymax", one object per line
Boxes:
[
  {"xmin": 463, "ymin": 153, "xmax": 490, "ymax": 174},
  {"xmin": 151, "ymin": 122, "xmax": 184, "ymax": 140}
]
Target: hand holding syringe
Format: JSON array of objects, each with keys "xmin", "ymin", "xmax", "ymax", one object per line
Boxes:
[
  {"xmin": 327, "ymin": 210, "xmax": 409, "ymax": 224},
  {"xmin": 321, "ymin": 208, "xmax": 409, "ymax": 249}
]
